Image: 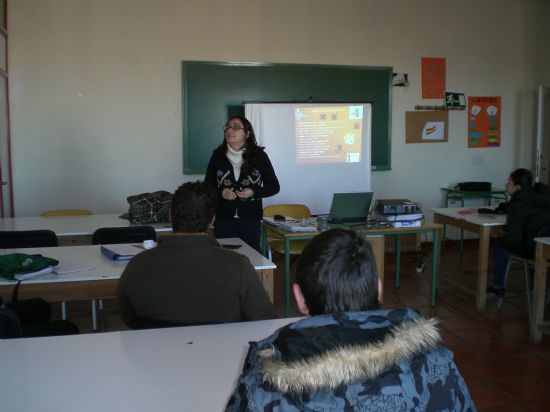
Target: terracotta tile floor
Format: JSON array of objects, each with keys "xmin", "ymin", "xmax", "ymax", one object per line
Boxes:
[{"xmin": 70, "ymin": 239, "xmax": 550, "ymax": 411}]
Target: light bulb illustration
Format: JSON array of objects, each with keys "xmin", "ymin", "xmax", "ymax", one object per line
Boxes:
[
  {"xmin": 470, "ymin": 105, "xmax": 481, "ymax": 131},
  {"xmin": 471, "ymin": 105, "xmax": 481, "ymax": 116},
  {"xmin": 486, "ymin": 105, "xmax": 498, "ymax": 128},
  {"xmin": 468, "ymin": 104, "xmax": 483, "ymax": 146},
  {"xmin": 486, "ymin": 105, "xmax": 499, "ymax": 145}
]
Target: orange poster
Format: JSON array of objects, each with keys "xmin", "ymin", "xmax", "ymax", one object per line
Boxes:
[
  {"xmin": 422, "ymin": 57, "xmax": 446, "ymax": 99},
  {"xmin": 468, "ymin": 96, "xmax": 501, "ymax": 148}
]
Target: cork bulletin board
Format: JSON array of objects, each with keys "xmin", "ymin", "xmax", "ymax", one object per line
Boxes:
[{"xmin": 405, "ymin": 111, "xmax": 448, "ymax": 143}]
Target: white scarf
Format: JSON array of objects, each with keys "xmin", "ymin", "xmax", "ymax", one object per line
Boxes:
[{"xmin": 226, "ymin": 146, "xmax": 244, "ymax": 181}]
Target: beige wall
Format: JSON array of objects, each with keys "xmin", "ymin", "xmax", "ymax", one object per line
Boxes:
[
  {"xmin": 533, "ymin": 0, "xmax": 550, "ymax": 86},
  {"xmin": 8, "ymin": 0, "xmax": 537, "ymax": 222}
]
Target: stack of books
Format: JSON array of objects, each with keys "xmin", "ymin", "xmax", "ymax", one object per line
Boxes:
[{"xmin": 373, "ymin": 211, "xmax": 424, "ymax": 228}]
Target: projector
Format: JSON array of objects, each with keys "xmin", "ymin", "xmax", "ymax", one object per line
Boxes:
[{"xmin": 376, "ymin": 199, "xmax": 418, "ymax": 214}]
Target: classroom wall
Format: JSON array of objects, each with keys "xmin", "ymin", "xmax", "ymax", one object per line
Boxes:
[
  {"xmin": 8, "ymin": 0, "xmax": 540, "ymax": 221},
  {"xmin": 532, "ymin": 0, "xmax": 550, "ymax": 86}
]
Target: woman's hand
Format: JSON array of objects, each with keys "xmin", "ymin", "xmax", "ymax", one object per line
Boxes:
[
  {"xmin": 235, "ymin": 188, "xmax": 254, "ymax": 199},
  {"xmin": 222, "ymin": 188, "xmax": 237, "ymax": 201}
]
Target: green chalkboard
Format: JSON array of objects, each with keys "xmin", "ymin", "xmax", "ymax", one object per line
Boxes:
[{"xmin": 182, "ymin": 61, "xmax": 392, "ymax": 174}]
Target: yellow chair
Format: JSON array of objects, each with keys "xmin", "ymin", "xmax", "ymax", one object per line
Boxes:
[
  {"xmin": 41, "ymin": 209, "xmax": 92, "ymax": 217},
  {"xmin": 264, "ymin": 204, "xmax": 312, "ymax": 260}
]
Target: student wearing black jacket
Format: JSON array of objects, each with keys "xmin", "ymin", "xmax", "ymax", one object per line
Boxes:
[
  {"xmin": 487, "ymin": 168, "xmax": 550, "ymax": 297},
  {"xmin": 205, "ymin": 116, "xmax": 279, "ymax": 250}
]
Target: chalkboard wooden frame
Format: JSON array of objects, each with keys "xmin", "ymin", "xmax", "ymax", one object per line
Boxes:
[{"xmin": 182, "ymin": 61, "xmax": 392, "ymax": 174}]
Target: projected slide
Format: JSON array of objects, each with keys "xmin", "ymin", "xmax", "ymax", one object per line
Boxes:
[
  {"xmin": 295, "ymin": 105, "xmax": 363, "ymax": 164},
  {"xmin": 245, "ymin": 102, "xmax": 371, "ymax": 214}
]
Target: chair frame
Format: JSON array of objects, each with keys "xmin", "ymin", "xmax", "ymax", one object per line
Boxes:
[
  {"xmin": 497, "ymin": 255, "xmax": 533, "ymax": 320},
  {"xmin": 497, "ymin": 224, "xmax": 550, "ymax": 320}
]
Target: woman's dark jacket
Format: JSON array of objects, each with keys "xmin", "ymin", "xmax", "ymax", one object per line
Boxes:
[
  {"xmin": 205, "ymin": 146, "xmax": 280, "ymax": 220},
  {"xmin": 504, "ymin": 188, "xmax": 550, "ymax": 257}
]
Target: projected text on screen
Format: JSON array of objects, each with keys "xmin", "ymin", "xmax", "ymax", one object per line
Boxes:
[{"xmin": 295, "ymin": 105, "xmax": 364, "ymax": 164}]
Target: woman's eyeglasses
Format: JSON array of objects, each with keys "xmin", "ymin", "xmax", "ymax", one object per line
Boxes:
[{"xmin": 223, "ymin": 125, "xmax": 245, "ymax": 132}]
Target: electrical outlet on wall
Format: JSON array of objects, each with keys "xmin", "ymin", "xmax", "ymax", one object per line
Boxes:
[{"xmin": 472, "ymin": 155, "xmax": 483, "ymax": 166}]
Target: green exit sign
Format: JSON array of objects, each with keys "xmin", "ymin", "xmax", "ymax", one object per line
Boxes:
[{"xmin": 445, "ymin": 92, "xmax": 466, "ymax": 108}]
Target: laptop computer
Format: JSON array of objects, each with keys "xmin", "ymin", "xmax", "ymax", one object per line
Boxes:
[{"xmin": 328, "ymin": 192, "xmax": 374, "ymax": 223}]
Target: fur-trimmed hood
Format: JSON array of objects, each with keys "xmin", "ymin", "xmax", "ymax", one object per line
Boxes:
[{"xmin": 258, "ymin": 316, "xmax": 440, "ymax": 393}]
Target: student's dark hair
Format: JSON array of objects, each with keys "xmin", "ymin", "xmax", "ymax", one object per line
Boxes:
[
  {"xmin": 296, "ymin": 228, "xmax": 379, "ymax": 315},
  {"xmin": 215, "ymin": 115, "xmax": 264, "ymax": 179},
  {"xmin": 171, "ymin": 181, "xmax": 216, "ymax": 233},
  {"xmin": 510, "ymin": 168, "xmax": 534, "ymax": 190}
]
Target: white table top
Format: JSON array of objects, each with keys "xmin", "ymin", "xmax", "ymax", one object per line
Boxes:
[
  {"xmin": 534, "ymin": 237, "xmax": 550, "ymax": 246},
  {"xmin": 432, "ymin": 207, "xmax": 506, "ymax": 226},
  {"xmin": 0, "ymin": 213, "xmax": 172, "ymax": 236},
  {"xmin": 0, "ymin": 317, "xmax": 301, "ymax": 412},
  {"xmin": 0, "ymin": 237, "xmax": 275, "ymax": 286}
]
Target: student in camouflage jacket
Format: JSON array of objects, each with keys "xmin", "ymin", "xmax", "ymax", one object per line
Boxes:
[{"xmin": 226, "ymin": 229, "xmax": 475, "ymax": 412}]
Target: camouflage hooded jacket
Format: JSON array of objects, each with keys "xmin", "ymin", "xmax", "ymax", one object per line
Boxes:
[{"xmin": 226, "ymin": 308, "xmax": 475, "ymax": 412}]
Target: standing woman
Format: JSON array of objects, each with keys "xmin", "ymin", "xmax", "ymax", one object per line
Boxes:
[{"xmin": 205, "ymin": 116, "xmax": 280, "ymax": 251}]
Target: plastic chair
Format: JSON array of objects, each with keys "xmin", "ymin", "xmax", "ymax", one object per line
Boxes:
[
  {"xmin": 0, "ymin": 230, "xmax": 71, "ymax": 321},
  {"xmin": 41, "ymin": 209, "xmax": 92, "ymax": 217},
  {"xmin": 497, "ymin": 224, "xmax": 550, "ymax": 320},
  {"xmin": 0, "ymin": 230, "xmax": 58, "ymax": 249},
  {"xmin": 0, "ymin": 305, "xmax": 78, "ymax": 339},
  {"xmin": 497, "ymin": 255, "xmax": 534, "ymax": 319},
  {"xmin": 0, "ymin": 230, "xmax": 60, "ymax": 328},
  {"xmin": 92, "ymin": 226, "xmax": 157, "ymax": 245},
  {"xmin": 0, "ymin": 307, "xmax": 22, "ymax": 338},
  {"xmin": 263, "ymin": 204, "xmax": 311, "ymax": 261},
  {"xmin": 91, "ymin": 226, "xmax": 157, "ymax": 331}
]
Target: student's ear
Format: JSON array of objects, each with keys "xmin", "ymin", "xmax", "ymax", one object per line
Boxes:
[
  {"xmin": 378, "ymin": 278, "xmax": 383, "ymax": 302},
  {"xmin": 292, "ymin": 283, "xmax": 310, "ymax": 316}
]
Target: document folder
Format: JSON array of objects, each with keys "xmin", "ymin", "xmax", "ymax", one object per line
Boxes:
[{"xmin": 100, "ymin": 244, "xmax": 143, "ymax": 261}]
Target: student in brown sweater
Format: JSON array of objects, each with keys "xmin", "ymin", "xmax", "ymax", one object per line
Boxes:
[{"xmin": 117, "ymin": 181, "xmax": 277, "ymax": 329}]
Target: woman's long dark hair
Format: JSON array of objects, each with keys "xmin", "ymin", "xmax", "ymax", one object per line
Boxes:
[{"xmin": 215, "ymin": 116, "xmax": 263, "ymax": 179}]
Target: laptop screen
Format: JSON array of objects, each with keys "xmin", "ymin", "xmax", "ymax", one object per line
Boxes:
[{"xmin": 329, "ymin": 192, "xmax": 373, "ymax": 223}]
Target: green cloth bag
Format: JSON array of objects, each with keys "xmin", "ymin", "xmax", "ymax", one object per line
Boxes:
[{"xmin": 0, "ymin": 254, "xmax": 59, "ymax": 280}]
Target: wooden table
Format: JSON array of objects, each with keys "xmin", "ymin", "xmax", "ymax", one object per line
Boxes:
[
  {"xmin": 433, "ymin": 207, "xmax": 506, "ymax": 311},
  {"xmin": 0, "ymin": 214, "xmax": 172, "ymax": 245},
  {"xmin": 441, "ymin": 187, "xmax": 507, "ymax": 252},
  {"xmin": 0, "ymin": 238, "xmax": 276, "ymax": 304},
  {"xmin": 262, "ymin": 222, "xmax": 442, "ymax": 316},
  {"xmin": 0, "ymin": 317, "xmax": 301, "ymax": 412},
  {"xmin": 532, "ymin": 237, "xmax": 550, "ymax": 342}
]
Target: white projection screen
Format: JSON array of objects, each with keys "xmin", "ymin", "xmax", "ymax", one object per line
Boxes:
[{"xmin": 245, "ymin": 102, "xmax": 372, "ymax": 214}]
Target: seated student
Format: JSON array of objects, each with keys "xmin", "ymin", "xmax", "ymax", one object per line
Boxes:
[
  {"xmin": 226, "ymin": 229, "xmax": 475, "ymax": 412},
  {"xmin": 487, "ymin": 168, "xmax": 550, "ymax": 297},
  {"xmin": 117, "ymin": 181, "xmax": 276, "ymax": 329}
]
